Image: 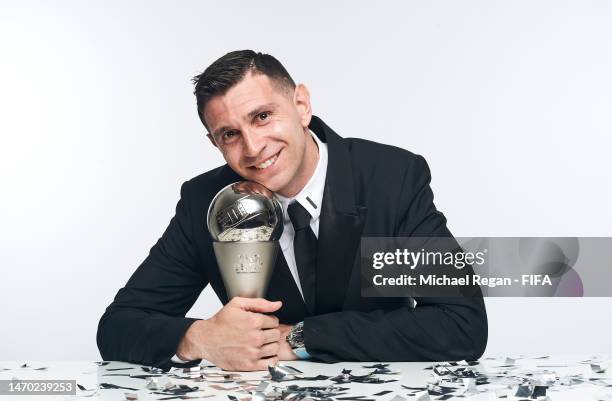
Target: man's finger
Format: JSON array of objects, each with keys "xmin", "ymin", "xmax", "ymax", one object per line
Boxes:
[
  {"xmin": 261, "ymin": 328, "xmax": 281, "ymax": 344},
  {"xmin": 260, "ymin": 314, "xmax": 279, "ymax": 329},
  {"xmin": 255, "ymin": 356, "xmax": 278, "ymax": 371},
  {"xmin": 232, "ymin": 297, "xmax": 282, "ymax": 313},
  {"xmin": 258, "ymin": 342, "xmax": 280, "ymax": 358}
]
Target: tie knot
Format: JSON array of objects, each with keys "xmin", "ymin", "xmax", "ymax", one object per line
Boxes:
[{"xmin": 288, "ymin": 202, "xmax": 312, "ymax": 231}]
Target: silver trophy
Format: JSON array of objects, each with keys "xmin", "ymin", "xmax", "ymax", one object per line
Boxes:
[{"xmin": 207, "ymin": 181, "xmax": 283, "ymax": 299}]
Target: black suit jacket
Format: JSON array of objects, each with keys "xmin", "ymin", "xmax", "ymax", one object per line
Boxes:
[{"xmin": 97, "ymin": 115, "xmax": 488, "ymax": 367}]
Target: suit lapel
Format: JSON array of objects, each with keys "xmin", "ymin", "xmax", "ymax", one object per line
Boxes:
[
  {"xmin": 309, "ymin": 116, "xmax": 368, "ymax": 314},
  {"xmin": 315, "ymin": 198, "xmax": 367, "ymax": 314}
]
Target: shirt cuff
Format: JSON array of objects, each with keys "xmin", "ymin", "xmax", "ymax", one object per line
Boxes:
[{"xmin": 292, "ymin": 347, "xmax": 311, "ymax": 360}]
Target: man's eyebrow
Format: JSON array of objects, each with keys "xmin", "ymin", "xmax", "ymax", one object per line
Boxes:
[{"xmin": 211, "ymin": 103, "xmax": 278, "ymax": 137}]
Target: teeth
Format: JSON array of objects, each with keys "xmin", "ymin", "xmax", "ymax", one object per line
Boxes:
[{"xmin": 255, "ymin": 154, "xmax": 278, "ymax": 170}]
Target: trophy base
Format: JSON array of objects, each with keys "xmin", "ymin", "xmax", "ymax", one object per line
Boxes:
[{"xmin": 213, "ymin": 241, "xmax": 279, "ymax": 299}]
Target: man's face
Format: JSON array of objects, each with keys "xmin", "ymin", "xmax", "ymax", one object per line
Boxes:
[{"xmin": 203, "ymin": 72, "xmax": 314, "ymax": 197}]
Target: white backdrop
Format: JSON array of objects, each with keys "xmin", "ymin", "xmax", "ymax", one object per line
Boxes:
[{"xmin": 1, "ymin": 1, "xmax": 611, "ymax": 360}]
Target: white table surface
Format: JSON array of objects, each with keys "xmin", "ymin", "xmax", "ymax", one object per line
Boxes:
[{"xmin": 1, "ymin": 355, "xmax": 611, "ymax": 401}]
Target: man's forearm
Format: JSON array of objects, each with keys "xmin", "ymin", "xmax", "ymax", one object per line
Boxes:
[
  {"xmin": 303, "ymin": 297, "xmax": 487, "ymax": 363},
  {"xmin": 97, "ymin": 306, "xmax": 199, "ymax": 368}
]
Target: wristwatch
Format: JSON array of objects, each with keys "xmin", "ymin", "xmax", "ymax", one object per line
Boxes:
[{"xmin": 286, "ymin": 321, "xmax": 305, "ymax": 349}]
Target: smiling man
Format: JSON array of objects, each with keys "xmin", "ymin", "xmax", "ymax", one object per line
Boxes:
[
  {"xmin": 202, "ymin": 70, "xmax": 318, "ymax": 198},
  {"xmin": 97, "ymin": 50, "xmax": 488, "ymax": 371}
]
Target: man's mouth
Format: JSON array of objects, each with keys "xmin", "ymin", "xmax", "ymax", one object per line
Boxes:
[{"xmin": 252, "ymin": 151, "xmax": 280, "ymax": 170}]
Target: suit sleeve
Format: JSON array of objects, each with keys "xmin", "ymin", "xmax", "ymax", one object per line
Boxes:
[
  {"xmin": 303, "ymin": 155, "xmax": 488, "ymax": 362},
  {"xmin": 97, "ymin": 181, "xmax": 206, "ymax": 368}
]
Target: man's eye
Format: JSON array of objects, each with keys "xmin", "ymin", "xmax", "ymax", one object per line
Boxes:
[
  {"xmin": 221, "ymin": 131, "xmax": 238, "ymax": 143},
  {"xmin": 257, "ymin": 112, "xmax": 269, "ymax": 121}
]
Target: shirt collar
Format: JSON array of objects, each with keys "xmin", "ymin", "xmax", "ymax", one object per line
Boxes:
[{"xmin": 276, "ymin": 129, "xmax": 328, "ymax": 224}]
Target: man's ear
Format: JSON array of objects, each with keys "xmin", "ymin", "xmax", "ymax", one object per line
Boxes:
[
  {"xmin": 207, "ymin": 133, "xmax": 218, "ymax": 148},
  {"xmin": 293, "ymin": 83, "xmax": 312, "ymax": 129}
]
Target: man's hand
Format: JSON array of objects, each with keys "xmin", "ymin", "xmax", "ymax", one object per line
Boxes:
[
  {"xmin": 278, "ymin": 323, "xmax": 298, "ymax": 361},
  {"xmin": 176, "ymin": 297, "xmax": 282, "ymax": 371}
]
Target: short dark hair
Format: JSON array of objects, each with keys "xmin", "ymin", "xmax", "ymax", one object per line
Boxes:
[{"xmin": 192, "ymin": 50, "xmax": 296, "ymax": 129}]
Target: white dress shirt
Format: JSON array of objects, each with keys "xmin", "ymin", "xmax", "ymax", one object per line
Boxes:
[
  {"xmin": 172, "ymin": 129, "xmax": 327, "ymax": 363},
  {"xmin": 275, "ymin": 129, "xmax": 328, "ymax": 300}
]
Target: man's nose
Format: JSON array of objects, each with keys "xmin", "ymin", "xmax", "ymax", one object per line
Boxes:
[{"xmin": 242, "ymin": 130, "xmax": 265, "ymax": 157}]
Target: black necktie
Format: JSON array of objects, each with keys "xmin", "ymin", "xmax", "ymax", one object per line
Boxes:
[{"xmin": 288, "ymin": 201, "xmax": 317, "ymax": 314}]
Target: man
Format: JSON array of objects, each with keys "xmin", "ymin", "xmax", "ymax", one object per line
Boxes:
[{"xmin": 97, "ymin": 50, "xmax": 488, "ymax": 371}]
